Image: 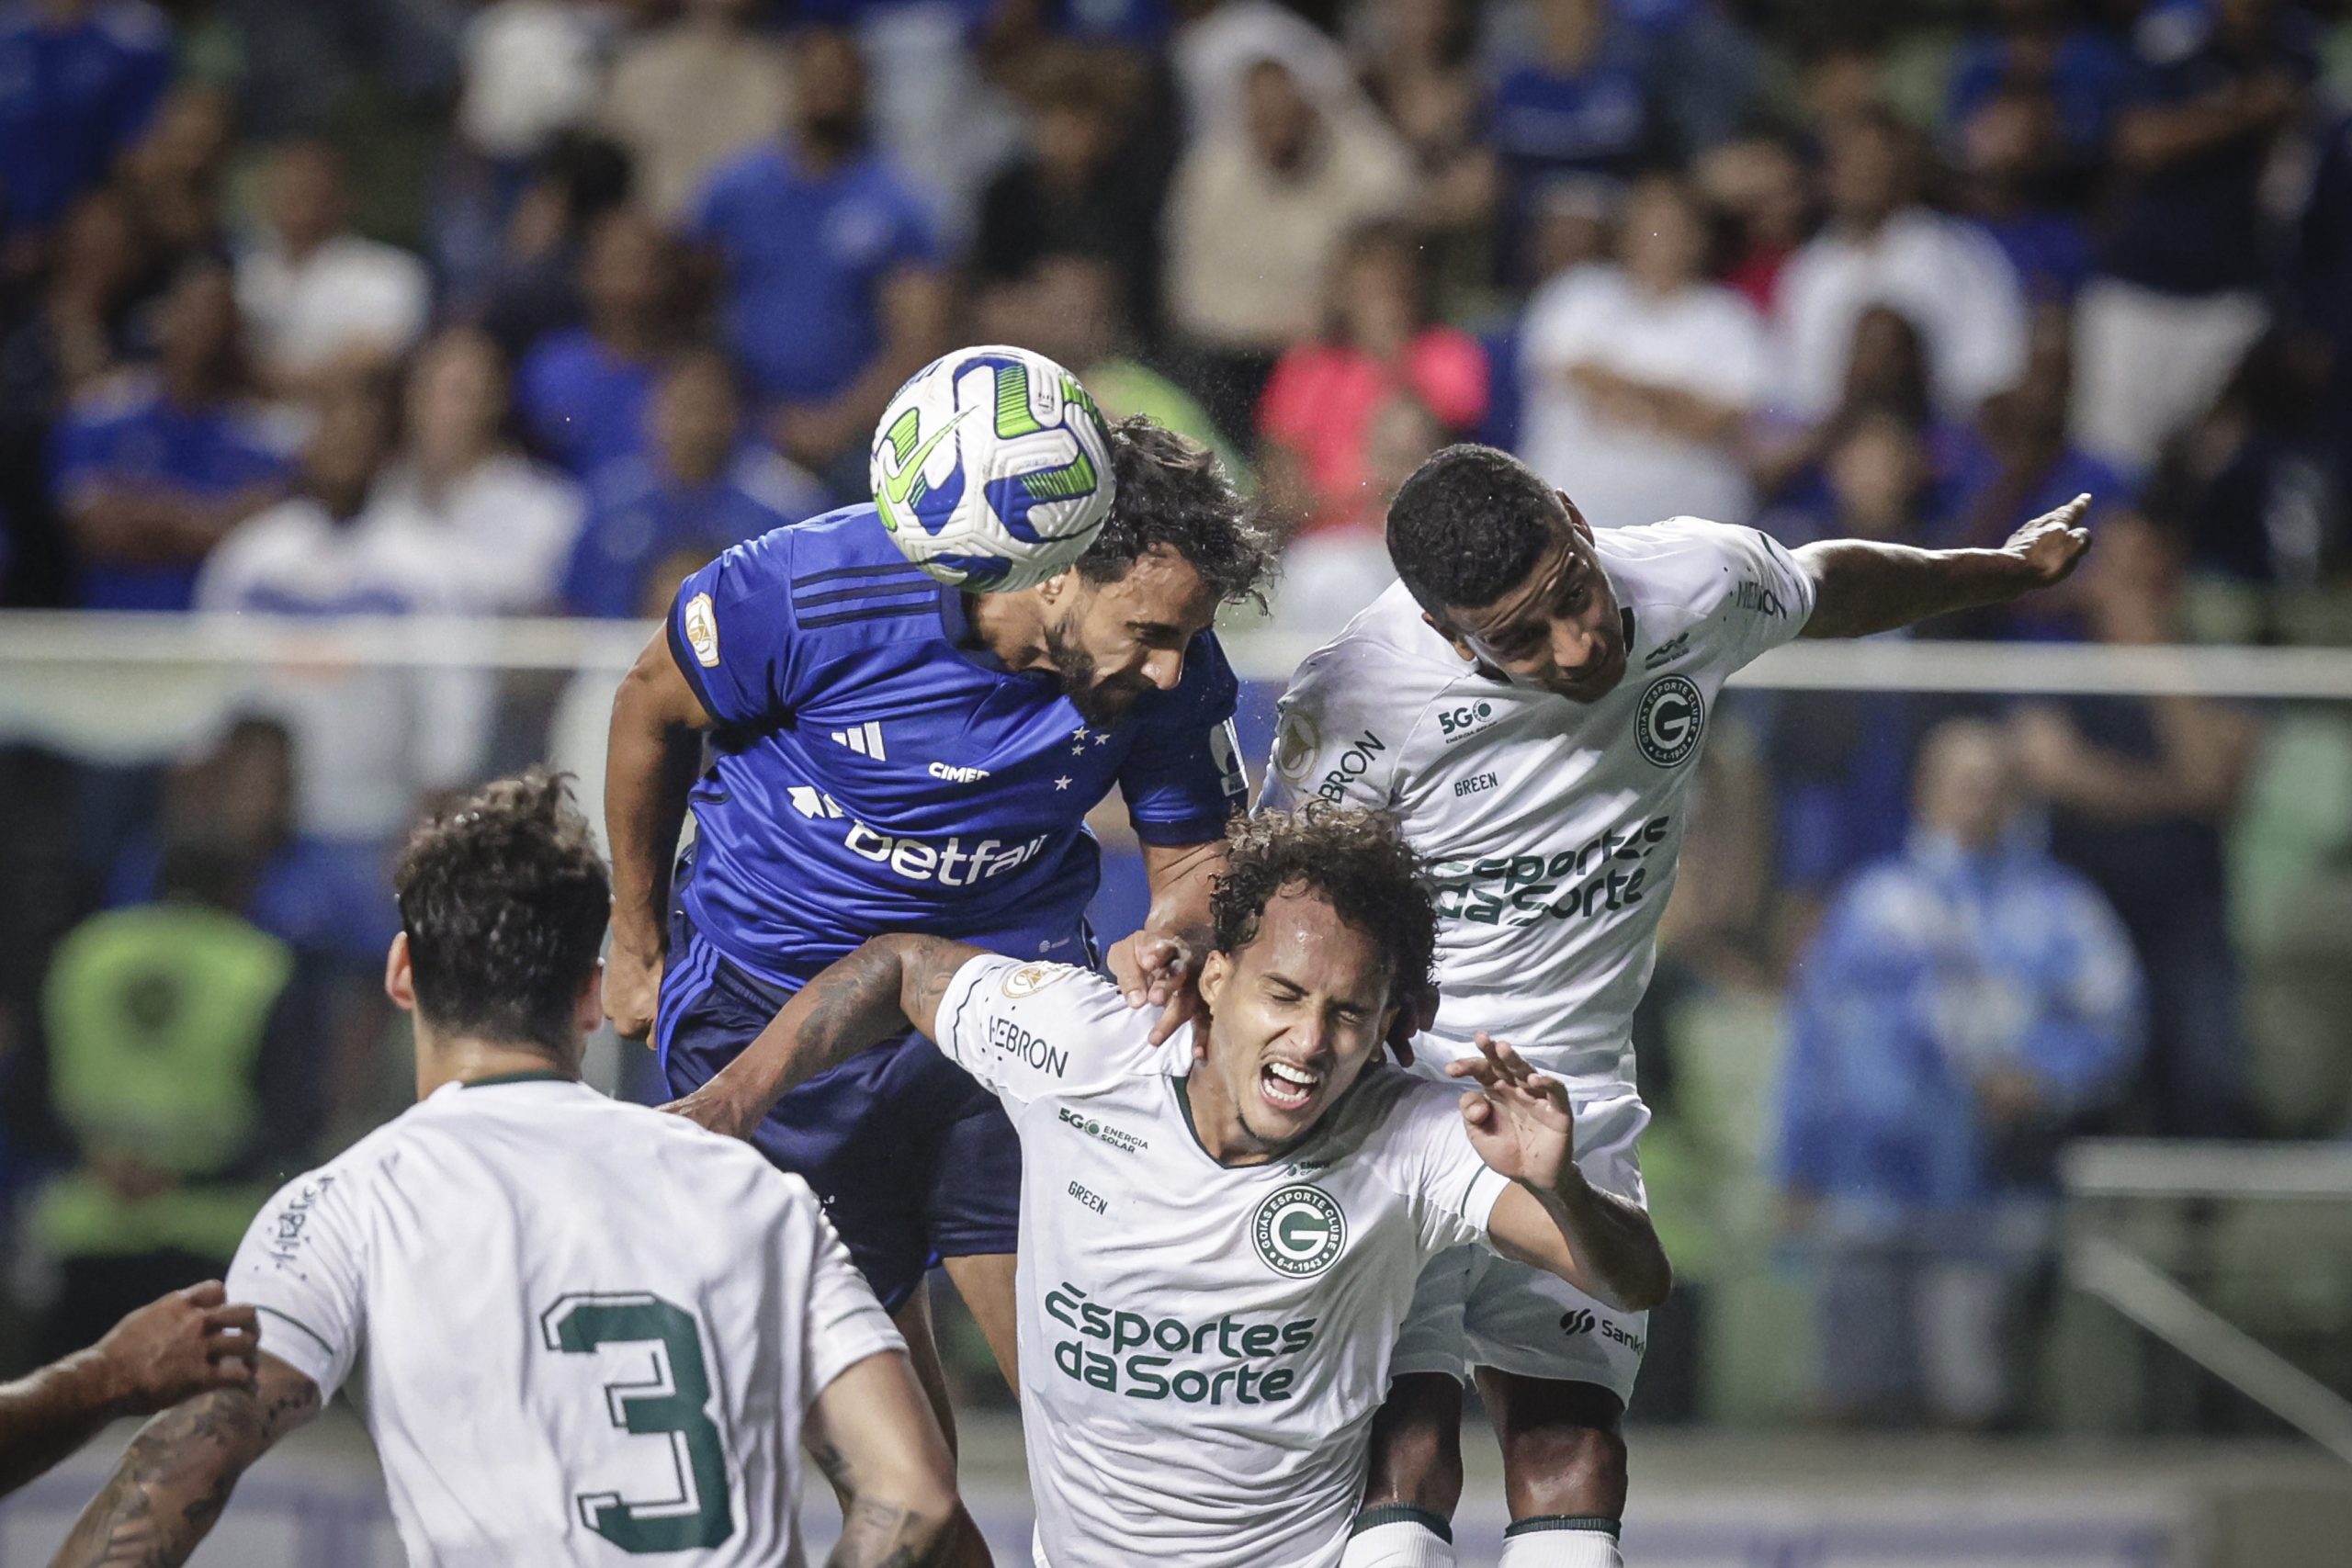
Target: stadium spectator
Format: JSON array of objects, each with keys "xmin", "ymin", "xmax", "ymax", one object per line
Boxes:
[
  {"xmin": 2009, "ymin": 512, "xmax": 2261, "ymax": 1136},
  {"xmin": 0, "ymin": 0, "xmax": 174, "ymax": 249},
  {"xmin": 1694, "ymin": 130, "xmax": 1813, "ymax": 313},
  {"xmin": 1777, "ymin": 716, "xmax": 2143, "ymax": 1429},
  {"xmin": 1171, "ymin": 0, "xmax": 1360, "ymax": 138},
  {"xmin": 1516, "ymin": 172, "xmax": 1766, "ymax": 529},
  {"xmin": 1956, "ymin": 82, "xmax": 2096, "ymax": 309},
  {"xmin": 973, "ymin": 50, "xmax": 1160, "ymax": 343},
  {"xmin": 1772, "ymin": 107, "xmax": 2029, "ymax": 423},
  {"xmin": 2072, "ymin": 0, "xmax": 2313, "ymax": 471},
  {"xmin": 1486, "ymin": 0, "xmax": 1651, "ymax": 281},
  {"xmin": 515, "ymin": 208, "xmax": 684, "ymax": 479},
  {"xmin": 1627, "ymin": 0, "xmax": 1762, "ymax": 158},
  {"xmin": 1266, "ymin": 387, "xmax": 1444, "ymax": 641},
  {"xmin": 599, "ymin": 0, "xmax": 792, "ymax": 222},
  {"xmin": 234, "ymin": 140, "xmax": 433, "ymax": 402},
  {"xmin": 195, "ymin": 373, "xmax": 492, "ymax": 853},
  {"xmin": 29, "ymin": 727, "xmax": 329, "ymax": 1362},
  {"xmin": 0, "ymin": 188, "xmax": 148, "ymax": 607},
  {"xmin": 1348, "ymin": 0, "xmax": 1495, "ymax": 272},
  {"xmin": 561, "ymin": 348, "xmax": 825, "ymax": 620},
  {"xmin": 688, "ymin": 23, "xmax": 949, "ymax": 490},
  {"xmin": 457, "ymin": 131, "xmax": 635, "ymax": 364},
  {"xmin": 51, "ymin": 259, "xmax": 296, "ymax": 612},
  {"xmin": 454, "ymin": 0, "xmax": 609, "ymax": 169},
  {"xmin": 112, "ymin": 84, "xmax": 232, "ymax": 273},
  {"xmin": 1256, "ymin": 220, "xmax": 1486, "ymax": 542},
  {"xmin": 1163, "ymin": 55, "xmax": 1414, "ymax": 437},
  {"xmin": 1942, "ymin": 0, "xmax": 2132, "ymax": 157},
  {"xmin": 1747, "ymin": 304, "xmax": 1954, "ymax": 512},
  {"xmin": 363, "ymin": 325, "xmax": 582, "ymax": 615}
]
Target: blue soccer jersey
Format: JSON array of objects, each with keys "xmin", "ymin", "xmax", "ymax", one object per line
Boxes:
[{"xmin": 663, "ymin": 505, "xmax": 1246, "ymax": 992}]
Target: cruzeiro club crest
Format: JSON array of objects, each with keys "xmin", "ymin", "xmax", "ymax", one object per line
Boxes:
[
  {"xmin": 1634, "ymin": 675, "xmax": 1704, "ymax": 769},
  {"xmin": 1250, "ymin": 1185, "xmax": 1346, "ymax": 1278}
]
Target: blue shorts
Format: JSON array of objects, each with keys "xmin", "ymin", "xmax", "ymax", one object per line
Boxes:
[{"xmin": 656, "ymin": 919, "xmax": 1090, "ymax": 1313}]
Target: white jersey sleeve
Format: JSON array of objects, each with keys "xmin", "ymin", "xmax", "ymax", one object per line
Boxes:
[
  {"xmin": 795, "ymin": 1191, "xmax": 905, "ymax": 1406},
  {"xmin": 1350, "ymin": 1071, "xmax": 1514, "ymax": 1258},
  {"xmin": 227, "ymin": 1166, "xmax": 366, "ymax": 1397},
  {"xmin": 1690, "ymin": 519, "xmax": 1816, "ymax": 670},
  {"xmin": 933, "ymin": 953, "xmax": 1145, "ymax": 1112},
  {"xmin": 1259, "ymin": 633, "xmax": 1427, "ymax": 813}
]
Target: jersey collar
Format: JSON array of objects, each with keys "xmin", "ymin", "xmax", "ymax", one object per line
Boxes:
[{"xmin": 458, "ymin": 1068, "xmax": 577, "ymax": 1089}]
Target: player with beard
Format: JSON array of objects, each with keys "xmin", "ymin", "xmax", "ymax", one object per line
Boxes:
[{"xmin": 602, "ymin": 412, "xmax": 1275, "ymax": 1450}]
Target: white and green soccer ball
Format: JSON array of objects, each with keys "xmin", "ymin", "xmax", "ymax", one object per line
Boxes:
[{"xmin": 869, "ymin": 345, "xmax": 1116, "ymax": 591}]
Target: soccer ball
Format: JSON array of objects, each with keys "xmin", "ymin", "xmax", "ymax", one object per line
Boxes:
[{"xmin": 869, "ymin": 345, "xmax": 1116, "ymax": 591}]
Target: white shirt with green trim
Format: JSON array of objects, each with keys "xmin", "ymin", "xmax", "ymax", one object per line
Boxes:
[
  {"xmin": 1261, "ymin": 518, "xmax": 1815, "ymax": 1113},
  {"xmin": 932, "ymin": 953, "xmax": 1512, "ymax": 1568},
  {"xmin": 225, "ymin": 1074, "xmax": 901, "ymax": 1567}
]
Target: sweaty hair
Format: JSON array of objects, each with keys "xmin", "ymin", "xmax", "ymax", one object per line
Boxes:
[
  {"xmin": 1211, "ymin": 803, "xmax": 1436, "ymax": 1002},
  {"xmin": 1081, "ymin": 414, "xmax": 1278, "ymax": 609},
  {"xmin": 394, "ymin": 771, "xmax": 611, "ymax": 1055},
  {"xmin": 1385, "ymin": 444, "xmax": 1564, "ymax": 616}
]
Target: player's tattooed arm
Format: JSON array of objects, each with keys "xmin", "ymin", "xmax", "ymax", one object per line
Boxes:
[
  {"xmin": 49, "ymin": 1355, "xmax": 322, "ymax": 1568},
  {"xmin": 1795, "ymin": 494, "xmax": 2092, "ymax": 639},
  {"xmin": 808, "ymin": 1351, "xmax": 963, "ymax": 1568},
  {"xmin": 663, "ymin": 934, "xmax": 984, "ymax": 1141}
]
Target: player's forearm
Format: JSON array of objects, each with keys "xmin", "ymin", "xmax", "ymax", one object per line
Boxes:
[
  {"xmin": 0, "ymin": 1351, "xmax": 124, "ymax": 1497},
  {"xmin": 1139, "ymin": 839, "xmax": 1225, "ymax": 949},
  {"xmin": 825, "ymin": 1495, "xmax": 960, "ymax": 1568},
  {"xmin": 49, "ymin": 1381, "xmax": 312, "ymax": 1568},
  {"xmin": 1793, "ymin": 538, "xmax": 2040, "ymax": 639},
  {"xmin": 1514, "ymin": 1172, "xmax": 1673, "ymax": 1314},
  {"xmin": 605, "ymin": 660, "xmax": 704, "ymax": 955}
]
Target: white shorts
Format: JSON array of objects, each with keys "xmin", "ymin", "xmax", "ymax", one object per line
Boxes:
[{"xmin": 1391, "ymin": 1088, "xmax": 1652, "ymax": 1400}]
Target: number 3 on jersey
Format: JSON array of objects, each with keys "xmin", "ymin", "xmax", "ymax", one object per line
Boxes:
[{"xmin": 541, "ymin": 1292, "xmax": 733, "ymax": 1552}]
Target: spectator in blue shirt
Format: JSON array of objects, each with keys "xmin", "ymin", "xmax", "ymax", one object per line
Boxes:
[
  {"xmin": 685, "ymin": 23, "xmax": 949, "ymax": 494},
  {"xmin": 561, "ymin": 347, "xmax": 826, "ymax": 619},
  {"xmin": 1777, "ymin": 716, "xmax": 2143, "ymax": 1428},
  {"xmin": 1943, "ymin": 0, "xmax": 2132, "ymax": 157},
  {"xmin": 50, "ymin": 259, "xmax": 294, "ymax": 611},
  {"xmin": 1487, "ymin": 0, "xmax": 1650, "ymax": 283},
  {"xmin": 0, "ymin": 0, "xmax": 173, "ymax": 245},
  {"xmin": 1958, "ymin": 82, "xmax": 2096, "ymax": 308},
  {"xmin": 515, "ymin": 207, "xmax": 684, "ymax": 479}
]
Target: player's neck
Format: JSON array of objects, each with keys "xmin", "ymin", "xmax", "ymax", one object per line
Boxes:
[
  {"xmin": 962, "ymin": 589, "xmax": 1053, "ymax": 674},
  {"xmin": 1178, "ymin": 1056, "xmax": 1292, "ymax": 1169},
  {"xmin": 413, "ymin": 1032, "xmax": 581, "ymax": 1100}
]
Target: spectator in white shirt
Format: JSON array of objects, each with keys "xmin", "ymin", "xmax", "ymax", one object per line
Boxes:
[
  {"xmin": 236, "ymin": 141, "xmax": 432, "ymax": 401},
  {"xmin": 365, "ymin": 326, "xmax": 583, "ymax": 615},
  {"xmin": 1519, "ymin": 172, "xmax": 1769, "ymax": 528},
  {"xmin": 196, "ymin": 371, "xmax": 491, "ymax": 849},
  {"xmin": 1773, "ymin": 107, "xmax": 2029, "ymax": 423}
]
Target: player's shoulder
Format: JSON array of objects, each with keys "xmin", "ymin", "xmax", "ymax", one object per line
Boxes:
[
  {"xmin": 755, "ymin": 504, "xmax": 950, "ymax": 646},
  {"xmin": 1598, "ymin": 517, "xmax": 1805, "ymax": 644},
  {"xmin": 945, "ymin": 953, "xmax": 1160, "ymax": 1084},
  {"xmin": 1283, "ymin": 584, "xmax": 1463, "ymax": 715},
  {"xmin": 1306, "ymin": 1064, "xmax": 1468, "ymax": 1171}
]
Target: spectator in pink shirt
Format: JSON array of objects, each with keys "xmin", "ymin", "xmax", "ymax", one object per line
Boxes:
[{"xmin": 1255, "ymin": 220, "xmax": 1487, "ymax": 546}]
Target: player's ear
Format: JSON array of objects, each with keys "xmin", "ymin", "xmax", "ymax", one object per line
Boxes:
[
  {"xmin": 383, "ymin": 931, "xmax": 416, "ymax": 1014},
  {"xmin": 1556, "ymin": 491, "xmax": 1594, "ymax": 543},
  {"xmin": 1035, "ymin": 566, "xmax": 1080, "ymax": 605},
  {"xmin": 1197, "ymin": 949, "xmax": 1232, "ymax": 1010}
]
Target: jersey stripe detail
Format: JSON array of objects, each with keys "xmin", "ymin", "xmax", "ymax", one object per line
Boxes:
[
  {"xmin": 796, "ymin": 604, "xmax": 937, "ymax": 630},
  {"xmin": 254, "ymin": 1303, "xmax": 338, "ymax": 1359},
  {"xmin": 790, "ymin": 583, "xmax": 940, "ymax": 612},
  {"xmin": 791, "ymin": 562, "xmax": 936, "ymax": 591}
]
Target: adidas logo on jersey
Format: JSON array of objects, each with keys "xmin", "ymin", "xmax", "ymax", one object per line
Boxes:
[{"xmin": 829, "ymin": 721, "xmax": 888, "ymax": 760}]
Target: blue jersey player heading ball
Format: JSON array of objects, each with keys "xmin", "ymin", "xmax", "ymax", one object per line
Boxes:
[{"xmin": 604, "ymin": 414, "xmax": 1276, "ymax": 1436}]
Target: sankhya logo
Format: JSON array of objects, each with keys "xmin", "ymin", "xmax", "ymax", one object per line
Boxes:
[
  {"xmin": 1634, "ymin": 675, "xmax": 1704, "ymax": 769},
  {"xmin": 1560, "ymin": 1308, "xmax": 1596, "ymax": 1337},
  {"xmin": 1251, "ymin": 1186, "xmax": 1346, "ymax": 1278}
]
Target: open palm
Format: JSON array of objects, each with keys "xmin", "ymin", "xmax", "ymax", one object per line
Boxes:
[{"xmin": 1446, "ymin": 1032, "xmax": 1575, "ymax": 1190}]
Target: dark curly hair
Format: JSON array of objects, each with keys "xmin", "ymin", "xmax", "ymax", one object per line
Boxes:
[
  {"xmin": 1210, "ymin": 803, "xmax": 1436, "ymax": 1002},
  {"xmin": 1386, "ymin": 443, "xmax": 1563, "ymax": 616},
  {"xmin": 394, "ymin": 770, "xmax": 611, "ymax": 1055},
  {"xmin": 1081, "ymin": 414, "xmax": 1278, "ymax": 609}
]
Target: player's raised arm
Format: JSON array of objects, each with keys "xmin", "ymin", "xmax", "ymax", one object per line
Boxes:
[
  {"xmin": 664, "ymin": 933, "xmax": 986, "ymax": 1141},
  {"xmin": 604, "ymin": 626, "xmax": 715, "ymax": 1040},
  {"xmin": 1794, "ymin": 493, "xmax": 2093, "ymax": 640},
  {"xmin": 1453, "ymin": 1034, "xmax": 1674, "ymax": 1314},
  {"xmin": 48, "ymin": 1353, "xmax": 322, "ymax": 1568}
]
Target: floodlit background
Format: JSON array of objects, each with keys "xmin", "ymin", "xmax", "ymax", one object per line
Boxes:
[{"xmin": 2, "ymin": 1, "xmax": 2350, "ymax": 1564}]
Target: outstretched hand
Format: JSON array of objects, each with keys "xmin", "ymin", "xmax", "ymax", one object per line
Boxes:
[
  {"xmin": 1446, "ymin": 1032, "xmax": 1576, "ymax": 1191},
  {"xmin": 2003, "ymin": 493, "xmax": 2094, "ymax": 587},
  {"xmin": 1109, "ymin": 931, "xmax": 1204, "ymax": 1046}
]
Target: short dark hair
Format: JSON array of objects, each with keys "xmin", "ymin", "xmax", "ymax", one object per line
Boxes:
[
  {"xmin": 393, "ymin": 771, "xmax": 610, "ymax": 1055},
  {"xmin": 1385, "ymin": 444, "xmax": 1563, "ymax": 616},
  {"xmin": 1082, "ymin": 415, "xmax": 1277, "ymax": 609},
  {"xmin": 1211, "ymin": 803, "xmax": 1436, "ymax": 1002}
]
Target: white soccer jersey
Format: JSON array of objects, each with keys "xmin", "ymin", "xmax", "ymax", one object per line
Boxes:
[
  {"xmin": 225, "ymin": 1074, "xmax": 902, "ymax": 1568},
  {"xmin": 1261, "ymin": 517, "xmax": 1815, "ymax": 1111},
  {"xmin": 932, "ymin": 953, "xmax": 1513, "ymax": 1568}
]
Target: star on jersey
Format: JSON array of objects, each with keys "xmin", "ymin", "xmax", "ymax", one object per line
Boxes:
[{"xmin": 1054, "ymin": 775, "xmax": 1073, "ymax": 790}]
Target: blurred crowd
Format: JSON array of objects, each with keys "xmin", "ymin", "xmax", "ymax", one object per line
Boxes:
[{"xmin": 3, "ymin": 0, "xmax": 2352, "ymax": 1431}]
